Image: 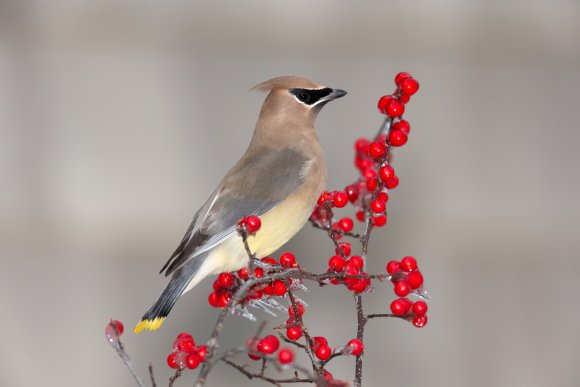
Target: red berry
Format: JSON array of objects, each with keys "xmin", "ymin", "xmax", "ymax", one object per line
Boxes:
[
  {"xmin": 277, "ymin": 348, "xmax": 294, "ymax": 364},
  {"xmin": 379, "ymin": 165, "xmax": 395, "ymax": 182},
  {"xmin": 412, "ymin": 314, "xmax": 428, "ymax": 328},
  {"xmin": 288, "ymin": 301, "xmax": 305, "ymax": 318},
  {"xmin": 344, "ymin": 260, "xmax": 361, "ymax": 273},
  {"xmin": 384, "ymin": 175, "xmax": 399, "ymax": 189},
  {"xmin": 336, "ymin": 242, "xmax": 351, "ymax": 257},
  {"xmin": 346, "ymin": 339, "xmax": 364, "ymax": 356},
  {"xmin": 333, "ymin": 191, "xmax": 348, "ymax": 208},
  {"xmin": 407, "ymin": 271, "xmax": 424, "ymax": 288},
  {"xmin": 167, "ymin": 353, "xmax": 179, "ymax": 369},
  {"xmin": 262, "ymin": 257, "xmax": 277, "ymax": 265},
  {"xmin": 195, "ymin": 345, "xmax": 207, "ymax": 362},
  {"xmin": 264, "ymin": 335, "xmax": 280, "ymax": 351},
  {"xmin": 390, "ymin": 298, "xmax": 410, "ymax": 316},
  {"xmin": 217, "ymin": 291, "xmax": 232, "ymax": 308},
  {"xmin": 286, "ymin": 326, "xmax": 302, "ymax": 341},
  {"xmin": 318, "ymin": 191, "xmax": 332, "ymax": 205},
  {"xmin": 366, "ymin": 177, "xmax": 378, "ymax": 192},
  {"xmin": 186, "ymin": 354, "xmax": 200, "ymax": 369},
  {"xmin": 400, "ymin": 256, "xmax": 418, "ymax": 272},
  {"xmin": 323, "ymin": 369, "xmax": 334, "ymax": 381},
  {"xmin": 386, "ymin": 99, "xmax": 405, "ymax": 118},
  {"xmin": 386, "ymin": 260, "xmax": 400, "ymax": 275},
  {"xmin": 249, "ymin": 287, "xmax": 263, "ymax": 299},
  {"xmin": 369, "ymin": 141, "xmax": 386, "ymax": 158},
  {"xmin": 105, "ymin": 320, "xmax": 124, "ymax": 340},
  {"xmin": 279, "ymin": 252, "xmax": 296, "ymax": 267},
  {"xmin": 348, "ymin": 256, "xmax": 364, "ymax": 270},
  {"xmin": 177, "ymin": 332, "xmax": 193, "ymax": 341},
  {"xmin": 401, "ymin": 77, "xmax": 419, "ymax": 96},
  {"xmin": 413, "ymin": 301, "xmax": 428, "ymax": 316},
  {"xmin": 237, "ymin": 267, "xmax": 250, "ymax": 280},
  {"xmin": 400, "ymin": 92, "xmax": 411, "ymax": 103},
  {"xmin": 218, "ymin": 272, "xmax": 235, "ymax": 288},
  {"xmin": 394, "ymin": 281, "xmax": 411, "ymax": 297},
  {"xmin": 377, "ymin": 95, "xmax": 393, "ymax": 114},
  {"xmin": 356, "ymin": 210, "xmax": 365, "ymax": 222},
  {"xmin": 377, "ymin": 191, "xmax": 389, "ymax": 203},
  {"xmin": 312, "ymin": 336, "xmax": 328, "ymax": 350},
  {"xmin": 345, "ymin": 184, "xmax": 359, "ymax": 203},
  {"xmin": 262, "ymin": 283, "xmax": 274, "ymax": 295},
  {"xmin": 315, "ymin": 345, "xmax": 332, "ymax": 361},
  {"xmin": 343, "ymin": 267, "xmax": 360, "ymax": 286},
  {"xmin": 348, "ymin": 278, "xmax": 368, "ymax": 293},
  {"xmin": 246, "ymin": 337, "xmax": 261, "ymax": 360},
  {"xmin": 392, "ymin": 120, "xmax": 410, "ymax": 135},
  {"xmin": 338, "ymin": 217, "xmax": 354, "ymax": 232},
  {"xmin": 273, "ymin": 280, "xmax": 287, "ymax": 296},
  {"xmin": 177, "ymin": 339, "xmax": 196, "ymax": 354},
  {"xmin": 248, "ymin": 352, "xmax": 261, "ymax": 361},
  {"xmin": 258, "ymin": 338, "xmax": 275, "ymax": 354},
  {"xmin": 389, "ymin": 129, "xmax": 408, "ymax": 147},
  {"xmin": 254, "ymin": 267, "xmax": 264, "ymax": 277},
  {"xmin": 208, "ymin": 292, "xmax": 219, "ymax": 307},
  {"xmin": 355, "ymin": 138, "xmax": 370, "ymax": 153},
  {"xmin": 372, "ymin": 215, "xmax": 387, "ymax": 227},
  {"xmin": 328, "ymin": 255, "xmax": 345, "ymax": 272},
  {"xmin": 395, "ymin": 72, "xmax": 412, "ymax": 85},
  {"xmin": 371, "ymin": 199, "xmax": 386, "ymax": 213},
  {"xmin": 244, "ymin": 215, "xmax": 261, "ymax": 234},
  {"xmin": 359, "ymin": 158, "xmax": 373, "ymax": 171}
]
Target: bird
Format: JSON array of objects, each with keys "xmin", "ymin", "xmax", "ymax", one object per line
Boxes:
[{"xmin": 134, "ymin": 76, "xmax": 347, "ymax": 333}]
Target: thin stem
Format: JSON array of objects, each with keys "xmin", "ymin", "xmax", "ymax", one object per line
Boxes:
[
  {"xmin": 309, "ymin": 220, "xmax": 362, "ymax": 240},
  {"xmin": 148, "ymin": 363, "xmax": 157, "ymax": 387},
  {"xmin": 108, "ymin": 321, "xmax": 145, "ymax": 387},
  {"xmin": 168, "ymin": 369, "xmax": 182, "ymax": 387},
  {"xmin": 354, "ymin": 295, "xmax": 365, "ymax": 387}
]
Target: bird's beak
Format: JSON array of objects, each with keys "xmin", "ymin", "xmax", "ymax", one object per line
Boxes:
[{"xmin": 325, "ymin": 88, "xmax": 347, "ymax": 101}]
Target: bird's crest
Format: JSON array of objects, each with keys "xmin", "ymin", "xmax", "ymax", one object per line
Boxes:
[{"xmin": 251, "ymin": 76, "xmax": 322, "ymax": 92}]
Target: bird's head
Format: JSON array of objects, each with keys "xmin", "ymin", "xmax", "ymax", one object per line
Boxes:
[{"xmin": 252, "ymin": 76, "xmax": 347, "ymax": 129}]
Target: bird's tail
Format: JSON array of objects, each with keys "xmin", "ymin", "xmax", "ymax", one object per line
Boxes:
[{"xmin": 134, "ymin": 258, "xmax": 207, "ymax": 333}]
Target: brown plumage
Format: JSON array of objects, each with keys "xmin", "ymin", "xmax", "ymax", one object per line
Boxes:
[{"xmin": 135, "ymin": 76, "xmax": 346, "ymax": 333}]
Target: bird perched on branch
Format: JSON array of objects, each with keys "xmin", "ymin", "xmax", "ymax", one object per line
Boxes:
[{"xmin": 135, "ymin": 76, "xmax": 347, "ymax": 333}]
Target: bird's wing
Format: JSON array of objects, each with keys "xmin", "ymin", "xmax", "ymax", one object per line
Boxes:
[{"xmin": 160, "ymin": 147, "xmax": 310, "ymax": 276}]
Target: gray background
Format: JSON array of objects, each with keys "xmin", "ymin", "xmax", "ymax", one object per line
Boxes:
[{"xmin": 1, "ymin": 1, "xmax": 579, "ymax": 386}]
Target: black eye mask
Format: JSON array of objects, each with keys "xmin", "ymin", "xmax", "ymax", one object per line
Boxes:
[{"xmin": 289, "ymin": 88, "xmax": 333, "ymax": 105}]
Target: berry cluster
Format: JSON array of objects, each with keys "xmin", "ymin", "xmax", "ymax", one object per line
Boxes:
[
  {"xmin": 311, "ymin": 72, "xmax": 419, "ymax": 234},
  {"xmin": 326, "ymin": 242, "xmax": 371, "ymax": 293},
  {"xmin": 387, "ymin": 256, "xmax": 429, "ymax": 327},
  {"xmin": 207, "ymin": 252, "xmax": 300, "ymax": 309},
  {"xmin": 166, "ymin": 333, "xmax": 207, "ymax": 370},
  {"xmin": 246, "ymin": 334, "xmax": 296, "ymax": 365}
]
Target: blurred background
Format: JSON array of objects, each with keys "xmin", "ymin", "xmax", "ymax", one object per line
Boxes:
[{"xmin": 1, "ymin": 1, "xmax": 580, "ymax": 386}]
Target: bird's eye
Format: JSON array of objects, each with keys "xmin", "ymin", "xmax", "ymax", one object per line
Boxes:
[{"xmin": 298, "ymin": 91, "xmax": 311, "ymax": 102}]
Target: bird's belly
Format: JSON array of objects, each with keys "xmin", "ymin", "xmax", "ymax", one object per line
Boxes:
[
  {"xmin": 247, "ymin": 191, "xmax": 313, "ymax": 258},
  {"xmin": 207, "ymin": 189, "xmax": 315, "ymax": 276}
]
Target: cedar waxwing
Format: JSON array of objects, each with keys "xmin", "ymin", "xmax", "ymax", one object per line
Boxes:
[{"xmin": 134, "ymin": 76, "xmax": 347, "ymax": 333}]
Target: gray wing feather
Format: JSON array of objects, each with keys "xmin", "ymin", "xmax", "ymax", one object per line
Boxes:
[{"xmin": 162, "ymin": 147, "xmax": 309, "ymax": 276}]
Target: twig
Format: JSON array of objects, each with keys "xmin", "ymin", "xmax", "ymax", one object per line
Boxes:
[
  {"xmin": 149, "ymin": 363, "xmax": 157, "ymax": 387},
  {"xmin": 108, "ymin": 321, "xmax": 146, "ymax": 387},
  {"xmin": 168, "ymin": 369, "xmax": 182, "ymax": 387},
  {"xmin": 309, "ymin": 220, "xmax": 362, "ymax": 240},
  {"xmin": 223, "ymin": 359, "xmax": 314, "ymax": 385}
]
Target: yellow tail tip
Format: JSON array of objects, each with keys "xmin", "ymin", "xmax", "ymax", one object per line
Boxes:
[{"xmin": 134, "ymin": 317, "xmax": 166, "ymax": 333}]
